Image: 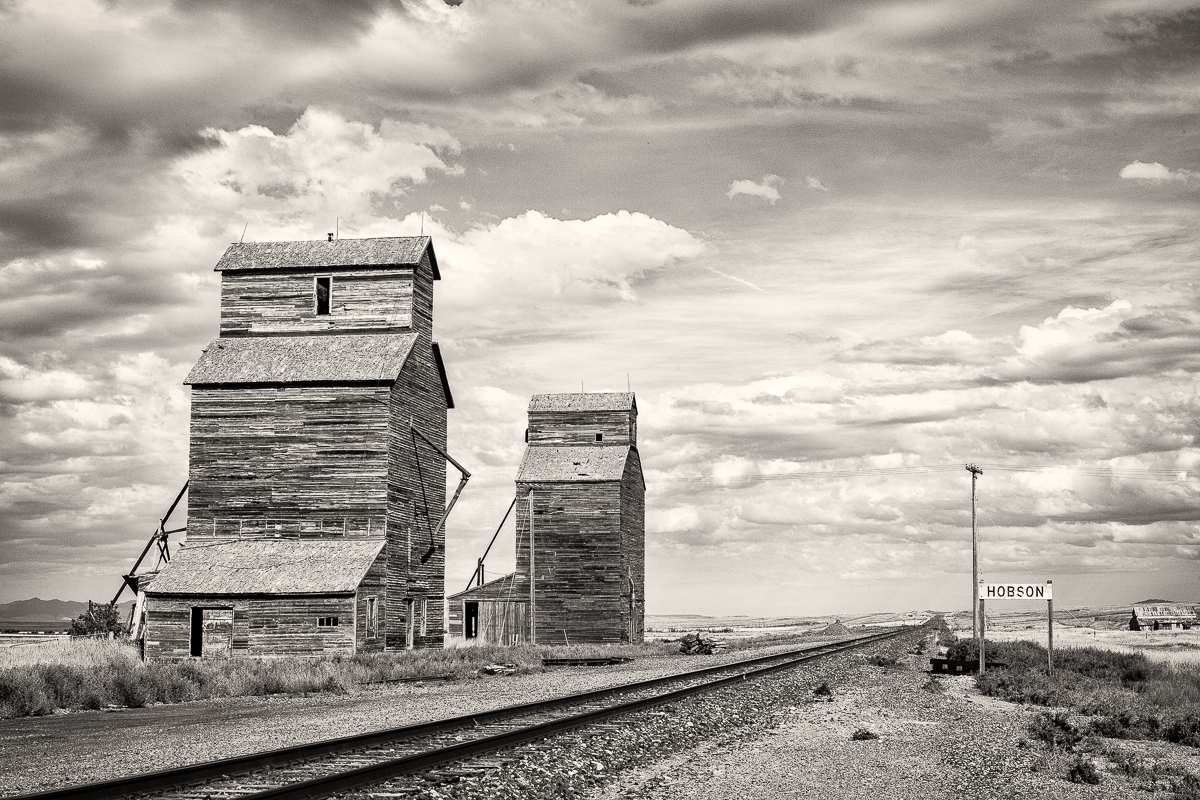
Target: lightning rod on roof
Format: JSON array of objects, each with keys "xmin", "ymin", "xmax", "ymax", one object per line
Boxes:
[{"xmin": 239, "ymin": 222, "xmax": 248, "ymax": 244}]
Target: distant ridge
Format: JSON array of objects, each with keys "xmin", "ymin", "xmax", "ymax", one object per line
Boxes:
[{"xmin": 0, "ymin": 598, "xmax": 134, "ymax": 630}]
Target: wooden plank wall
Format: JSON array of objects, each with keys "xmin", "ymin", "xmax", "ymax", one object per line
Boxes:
[
  {"xmin": 385, "ymin": 253, "xmax": 447, "ymax": 649},
  {"xmin": 356, "ymin": 548, "xmax": 388, "ymax": 652},
  {"xmin": 219, "ymin": 269, "xmax": 414, "ymax": 336},
  {"xmin": 144, "ymin": 595, "xmax": 357, "ymax": 659},
  {"xmin": 445, "ymin": 600, "xmax": 527, "ymax": 645},
  {"xmin": 527, "ymin": 410, "xmax": 634, "ymax": 446},
  {"xmin": 187, "ymin": 386, "xmax": 390, "ymax": 538},
  {"xmin": 479, "ymin": 601, "xmax": 527, "ymax": 646},
  {"xmin": 514, "ymin": 481, "xmax": 629, "ymax": 644},
  {"xmin": 620, "ymin": 449, "xmax": 646, "ymax": 643}
]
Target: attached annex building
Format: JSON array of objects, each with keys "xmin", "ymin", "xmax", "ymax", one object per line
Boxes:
[
  {"xmin": 448, "ymin": 392, "xmax": 645, "ymax": 646},
  {"xmin": 142, "ymin": 237, "xmax": 453, "ymax": 659}
]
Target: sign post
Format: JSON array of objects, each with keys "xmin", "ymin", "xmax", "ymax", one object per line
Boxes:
[
  {"xmin": 1047, "ymin": 580, "xmax": 1053, "ymax": 677},
  {"xmin": 978, "ymin": 581, "xmax": 1054, "ymax": 674}
]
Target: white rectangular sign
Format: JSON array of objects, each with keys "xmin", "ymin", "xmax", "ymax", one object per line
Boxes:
[{"xmin": 979, "ymin": 583, "xmax": 1052, "ymax": 600}]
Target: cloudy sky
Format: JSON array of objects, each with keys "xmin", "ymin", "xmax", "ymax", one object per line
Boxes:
[{"xmin": 2, "ymin": 0, "xmax": 1198, "ymax": 616}]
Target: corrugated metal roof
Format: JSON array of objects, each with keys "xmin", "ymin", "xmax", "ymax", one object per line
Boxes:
[
  {"xmin": 516, "ymin": 445, "xmax": 630, "ymax": 482},
  {"xmin": 215, "ymin": 237, "xmax": 434, "ymax": 274},
  {"xmin": 448, "ymin": 572, "xmax": 529, "ymax": 602},
  {"xmin": 528, "ymin": 392, "xmax": 635, "ymax": 413},
  {"xmin": 1133, "ymin": 604, "xmax": 1197, "ymax": 620},
  {"xmin": 147, "ymin": 539, "xmax": 385, "ymax": 595},
  {"xmin": 185, "ymin": 334, "xmax": 418, "ymax": 385}
]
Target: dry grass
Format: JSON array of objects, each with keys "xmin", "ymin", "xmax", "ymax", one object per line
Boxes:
[
  {"xmin": 0, "ymin": 637, "xmax": 681, "ymax": 718},
  {"xmin": 968, "ymin": 638, "xmax": 1200, "ymax": 749}
]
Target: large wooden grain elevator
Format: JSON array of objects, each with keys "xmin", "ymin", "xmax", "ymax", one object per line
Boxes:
[
  {"xmin": 138, "ymin": 236, "xmax": 458, "ymax": 659},
  {"xmin": 449, "ymin": 392, "xmax": 645, "ymax": 646}
]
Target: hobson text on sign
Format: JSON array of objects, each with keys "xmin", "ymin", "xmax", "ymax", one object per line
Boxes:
[{"xmin": 978, "ymin": 583, "xmax": 1053, "ymax": 600}]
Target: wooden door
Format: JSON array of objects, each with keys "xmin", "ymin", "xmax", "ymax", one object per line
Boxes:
[{"xmin": 201, "ymin": 609, "xmax": 234, "ymax": 658}]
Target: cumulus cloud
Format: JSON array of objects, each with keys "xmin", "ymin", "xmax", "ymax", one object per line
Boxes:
[
  {"xmin": 805, "ymin": 175, "xmax": 829, "ymax": 192},
  {"xmin": 727, "ymin": 175, "xmax": 783, "ymax": 204},
  {"xmin": 174, "ymin": 108, "xmax": 461, "ymax": 238},
  {"xmin": 440, "ymin": 209, "xmax": 706, "ymax": 312},
  {"xmin": 1119, "ymin": 161, "xmax": 1199, "ymax": 182}
]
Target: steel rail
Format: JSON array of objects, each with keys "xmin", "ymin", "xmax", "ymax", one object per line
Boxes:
[
  {"xmin": 245, "ymin": 629, "xmax": 907, "ymax": 800},
  {"xmin": 12, "ymin": 629, "xmax": 906, "ymax": 800}
]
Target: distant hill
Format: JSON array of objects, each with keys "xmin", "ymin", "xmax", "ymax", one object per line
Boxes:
[{"xmin": 0, "ymin": 598, "xmax": 134, "ymax": 632}]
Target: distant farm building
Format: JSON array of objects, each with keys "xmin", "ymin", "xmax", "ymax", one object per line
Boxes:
[
  {"xmin": 449, "ymin": 392, "xmax": 645, "ymax": 646},
  {"xmin": 141, "ymin": 236, "xmax": 456, "ymax": 659},
  {"xmin": 1129, "ymin": 604, "xmax": 1196, "ymax": 631}
]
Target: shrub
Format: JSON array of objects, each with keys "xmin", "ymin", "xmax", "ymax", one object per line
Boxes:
[
  {"xmin": 851, "ymin": 728, "xmax": 879, "ymax": 741},
  {"xmin": 813, "ymin": 682, "xmax": 833, "ymax": 698},
  {"xmin": 1029, "ymin": 712, "xmax": 1083, "ymax": 751},
  {"xmin": 923, "ymin": 676, "xmax": 946, "ymax": 693},
  {"xmin": 1067, "ymin": 757, "xmax": 1101, "ymax": 785},
  {"xmin": 68, "ymin": 602, "xmax": 126, "ymax": 638},
  {"xmin": 1173, "ymin": 774, "xmax": 1200, "ymax": 800}
]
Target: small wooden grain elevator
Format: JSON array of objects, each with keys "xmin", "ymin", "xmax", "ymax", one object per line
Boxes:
[
  {"xmin": 141, "ymin": 236, "xmax": 456, "ymax": 659},
  {"xmin": 449, "ymin": 392, "xmax": 645, "ymax": 646}
]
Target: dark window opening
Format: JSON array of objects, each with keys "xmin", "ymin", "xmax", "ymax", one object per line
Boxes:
[
  {"xmin": 315, "ymin": 277, "xmax": 331, "ymax": 315},
  {"xmin": 366, "ymin": 597, "xmax": 377, "ymax": 639},
  {"xmin": 465, "ymin": 602, "xmax": 479, "ymax": 639},
  {"xmin": 524, "ymin": 428, "xmax": 529, "ymax": 443},
  {"xmin": 317, "ymin": 616, "xmax": 339, "ymax": 627},
  {"xmin": 190, "ymin": 608, "xmax": 203, "ymax": 657},
  {"xmin": 595, "ymin": 433, "xmax": 603, "ymax": 442}
]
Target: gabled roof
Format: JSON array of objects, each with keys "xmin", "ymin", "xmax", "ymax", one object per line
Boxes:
[
  {"xmin": 528, "ymin": 392, "xmax": 635, "ymax": 413},
  {"xmin": 146, "ymin": 539, "xmax": 385, "ymax": 596},
  {"xmin": 185, "ymin": 333, "xmax": 418, "ymax": 385},
  {"xmin": 516, "ymin": 445, "xmax": 630, "ymax": 482},
  {"xmin": 448, "ymin": 572, "xmax": 529, "ymax": 602},
  {"xmin": 215, "ymin": 237, "xmax": 439, "ymax": 279}
]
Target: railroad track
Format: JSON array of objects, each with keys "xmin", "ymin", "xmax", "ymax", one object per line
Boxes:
[{"xmin": 16, "ymin": 628, "xmax": 911, "ymax": 800}]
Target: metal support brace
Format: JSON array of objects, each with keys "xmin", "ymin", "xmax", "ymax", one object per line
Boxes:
[{"xmin": 408, "ymin": 422, "xmax": 471, "ymax": 564}]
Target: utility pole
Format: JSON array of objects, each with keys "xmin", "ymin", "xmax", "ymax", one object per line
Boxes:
[{"xmin": 966, "ymin": 464, "xmax": 983, "ymax": 640}]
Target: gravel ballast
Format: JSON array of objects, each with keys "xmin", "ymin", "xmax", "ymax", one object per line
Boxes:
[{"xmin": 4, "ymin": 629, "xmax": 1197, "ymax": 799}]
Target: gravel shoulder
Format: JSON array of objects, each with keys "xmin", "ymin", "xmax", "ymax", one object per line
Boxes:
[{"xmin": 593, "ymin": 637, "xmax": 1200, "ymax": 800}]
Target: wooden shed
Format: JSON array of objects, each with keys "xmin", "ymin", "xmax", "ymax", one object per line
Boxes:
[
  {"xmin": 142, "ymin": 236, "xmax": 454, "ymax": 657},
  {"xmin": 143, "ymin": 540, "xmax": 386, "ymax": 658},
  {"xmin": 1130, "ymin": 604, "xmax": 1196, "ymax": 631},
  {"xmin": 449, "ymin": 392, "xmax": 645, "ymax": 646},
  {"xmin": 447, "ymin": 574, "xmax": 529, "ymax": 647}
]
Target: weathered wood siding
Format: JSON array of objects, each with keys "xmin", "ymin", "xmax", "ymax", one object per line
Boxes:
[
  {"xmin": 621, "ymin": 449, "xmax": 646, "ymax": 643},
  {"xmin": 187, "ymin": 385, "xmax": 390, "ymax": 538},
  {"xmin": 143, "ymin": 594, "xmax": 356, "ymax": 659},
  {"xmin": 527, "ymin": 409, "xmax": 636, "ymax": 446},
  {"xmin": 385, "ymin": 253, "xmax": 446, "ymax": 649},
  {"xmin": 219, "ymin": 269, "xmax": 414, "ymax": 336},
  {"xmin": 514, "ymin": 481, "xmax": 628, "ymax": 644},
  {"xmin": 356, "ymin": 548, "xmax": 388, "ymax": 652},
  {"xmin": 479, "ymin": 601, "xmax": 527, "ymax": 646}
]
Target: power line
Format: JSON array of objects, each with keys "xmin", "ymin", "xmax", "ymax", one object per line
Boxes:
[{"xmin": 650, "ymin": 462, "xmax": 1197, "ymax": 486}]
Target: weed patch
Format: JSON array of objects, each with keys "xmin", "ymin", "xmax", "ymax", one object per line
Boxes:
[{"xmin": 961, "ymin": 637, "xmax": 1200, "ymax": 750}]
